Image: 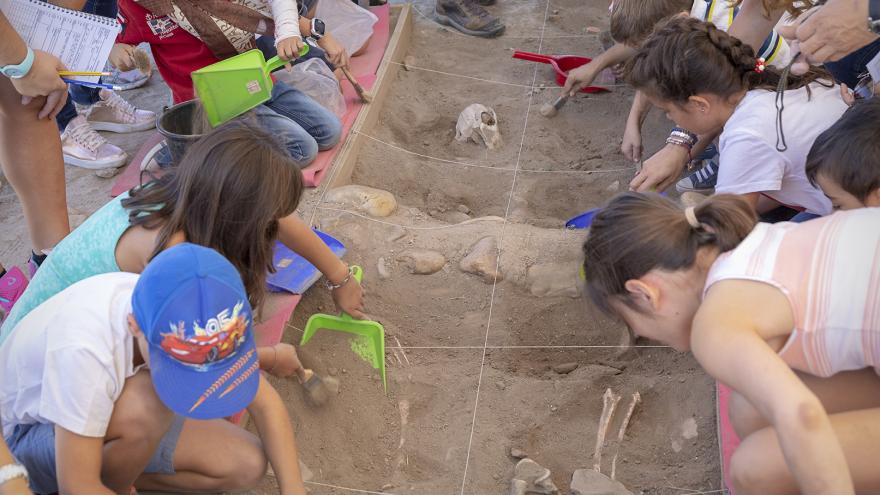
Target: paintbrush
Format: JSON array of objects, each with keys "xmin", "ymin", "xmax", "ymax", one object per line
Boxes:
[
  {"xmin": 340, "ymin": 66, "xmax": 373, "ymax": 103},
  {"xmin": 540, "ymin": 94, "xmax": 569, "ymax": 118}
]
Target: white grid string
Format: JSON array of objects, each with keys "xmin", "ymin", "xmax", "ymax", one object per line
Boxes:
[
  {"xmin": 354, "ymin": 130, "xmax": 637, "ymax": 175},
  {"xmin": 458, "ymin": 0, "xmax": 552, "ymax": 492}
]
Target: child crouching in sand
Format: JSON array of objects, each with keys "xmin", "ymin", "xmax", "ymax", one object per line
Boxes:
[
  {"xmin": 0, "ymin": 121, "xmax": 363, "ymax": 398},
  {"xmin": 1, "ymin": 244, "xmax": 307, "ymax": 494},
  {"xmin": 582, "ymin": 192, "xmax": 880, "ymax": 494}
]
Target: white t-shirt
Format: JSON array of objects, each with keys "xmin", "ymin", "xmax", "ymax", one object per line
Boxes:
[
  {"xmin": 0, "ymin": 273, "xmax": 139, "ymax": 439},
  {"xmin": 717, "ymin": 84, "xmax": 847, "ymax": 215}
]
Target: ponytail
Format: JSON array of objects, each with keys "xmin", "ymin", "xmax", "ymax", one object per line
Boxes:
[
  {"xmin": 625, "ymin": 16, "xmax": 830, "ymax": 104},
  {"xmin": 582, "ymin": 193, "xmax": 757, "ymax": 316}
]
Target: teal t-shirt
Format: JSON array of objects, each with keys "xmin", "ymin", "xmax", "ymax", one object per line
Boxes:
[{"xmin": 0, "ymin": 194, "xmax": 132, "ymax": 344}]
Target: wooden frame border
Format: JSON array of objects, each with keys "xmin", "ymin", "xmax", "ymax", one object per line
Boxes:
[{"xmin": 329, "ymin": 3, "xmax": 413, "ymax": 188}]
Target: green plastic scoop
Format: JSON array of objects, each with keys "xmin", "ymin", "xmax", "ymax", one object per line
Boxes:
[
  {"xmin": 191, "ymin": 46, "xmax": 309, "ymax": 127},
  {"xmin": 300, "ymin": 266, "xmax": 386, "ymax": 392}
]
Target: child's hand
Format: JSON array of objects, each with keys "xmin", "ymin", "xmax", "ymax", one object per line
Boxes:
[
  {"xmin": 563, "ymin": 62, "xmax": 596, "ymax": 97},
  {"xmin": 839, "ymin": 83, "xmax": 856, "ymax": 106},
  {"xmin": 318, "ymin": 34, "xmax": 350, "ymax": 69},
  {"xmin": 109, "ymin": 44, "xmax": 136, "ymax": 71},
  {"xmin": 621, "ymin": 121, "xmax": 643, "ymax": 162},
  {"xmin": 629, "ymin": 143, "xmax": 689, "ymax": 192},
  {"xmin": 263, "ymin": 343, "xmax": 303, "ymax": 378},
  {"xmin": 276, "ymin": 37, "xmax": 305, "ymax": 62},
  {"xmin": 332, "ymin": 276, "xmax": 366, "ymax": 320}
]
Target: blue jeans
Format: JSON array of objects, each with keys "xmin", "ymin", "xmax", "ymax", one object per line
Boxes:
[
  {"xmin": 55, "ymin": 0, "xmax": 118, "ymax": 131},
  {"xmin": 825, "ymin": 38, "xmax": 880, "ymax": 88},
  {"xmin": 252, "ymin": 80, "xmax": 342, "ymax": 167},
  {"xmin": 790, "ymin": 211, "xmax": 822, "ymax": 223}
]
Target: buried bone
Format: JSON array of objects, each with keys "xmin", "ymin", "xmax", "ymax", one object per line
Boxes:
[
  {"xmin": 594, "ymin": 388, "xmax": 621, "ymax": 473},
  {"xmin": 509, "ymin": 458, "xmax": 560, "ymax": 495},
  {"xmin": 610, "ymin": 392, "xmax": 640, "ymax": 480},
  {"xmin": 455, "ymin": 104, "xmax": 502, "ymax": 150}
]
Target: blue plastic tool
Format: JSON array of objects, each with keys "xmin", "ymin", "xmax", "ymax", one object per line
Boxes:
[{"xmin": 266, "ymin": 229, "xmax": 346, "ymax": 294}]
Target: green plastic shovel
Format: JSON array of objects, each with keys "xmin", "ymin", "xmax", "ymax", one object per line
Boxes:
[
  {"xmin": 191, "ymin": 46, "xmax": 309, "ymax": 127},
  {"xmin": 300, "ymin": 266, "xmax": 387, "ymax": 392}
]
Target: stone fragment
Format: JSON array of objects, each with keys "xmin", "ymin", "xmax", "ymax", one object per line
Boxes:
[
  {"xmin": 456, "ymin": 204, "xmax": 471, "ymax": 214},
  {"xmin": 95, "ymin": 167, "xmax": 121, "ymax": 179},
  {"xmin": 460, "ymin": 236, "xmax": 502, "ymax": 283},
  {"xmin": 377, "ymin": 257, "xmax": 392, "ymax": 280},
  {"xmin": 510, "ymin": 448, "xmax": 528, "ymax": 459},
  {"xmin": 605, "ymin": 180, "xmax": 620, "ymax": 192},
  {"xmin": 325, "ymin": 185, "xmax": 397, "ymax": 217},
  {"xmin": 397, "ymin": 249, "xmax": 446, "ymax": 275},
  {"xmin": 570, "ymin": 469, "xmax": 634, "ymax": 495},
  {"xmin": 552, "ymin": 362, "xmax": 579, "ymax": 374},
  {"xmin": 682, "ymin": 417, "xmax": 698, "ymax": 440},
  {"xmin": 527, "ymin": 262, "xmax": 580, "ymax": 298},
  {"xmin": 511, "ymin": 458, "xmax": 559, "ymax": 495}
]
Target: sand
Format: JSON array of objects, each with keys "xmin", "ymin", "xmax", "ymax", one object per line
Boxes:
[{"xmin": 0, "ymin": 0, "xmax": 721, "ymax": 493}]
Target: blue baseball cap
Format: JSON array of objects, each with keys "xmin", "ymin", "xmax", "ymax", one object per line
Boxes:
[{"xmin": 132, "ymin": 243, "xmax": 259, "ymax": 420}]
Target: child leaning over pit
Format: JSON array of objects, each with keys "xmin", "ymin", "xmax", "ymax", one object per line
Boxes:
[
  {"xmin": 625, "ymin": 17, "xmax": 846, "ymax": 220},
  {"xmin": 1, "ymin": 244, "xmax": 307, "ymax": 494},
  {"xmin": 805, "ymin": 98, "xmax": 880, "ymax": 211},
  {"xmin": 582, "ymin": 192, "xmax": 880, "ymax": 494},
  {"xmin": 0, "ymin": 121, "xmax": 365, "ymax": 396}
]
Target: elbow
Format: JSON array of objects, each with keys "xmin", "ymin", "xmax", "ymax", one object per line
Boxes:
[{"xmin": 776, "ymin": 398, "xmax": 826, "ymax": 434}]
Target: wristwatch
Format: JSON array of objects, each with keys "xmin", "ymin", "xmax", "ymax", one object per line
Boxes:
[
  {"xmin": 310, "ymin": 18, "xmax": 326, "ymax": 40},
  {"xmin": 0, "ymin": 47, "xmax": 35, "ymax": 79},
  {"xmin": 0, "ymin": 463, "xmax": 28, "ymax": 486}
]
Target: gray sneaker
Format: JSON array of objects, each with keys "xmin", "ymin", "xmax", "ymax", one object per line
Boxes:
[{"xmin": 435, "ymin": 0, "xmax": 505, "ymax": 38}]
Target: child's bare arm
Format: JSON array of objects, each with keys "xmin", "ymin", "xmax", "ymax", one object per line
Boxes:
[
  {"xmin": 728, "ymin": 0, "xmax": 785, "ymax": 53},
  {"xmin": 0, "ymin": 438, "xmax": 31, "ymax": 495},
  {"xmin": 54, "ymin": 427, "xmax": 116, "ymax": 495},
  {"xmin": 247, "ymin": 375, "xmax": 307, "ymax": 495},
  {"xmin": 621, "ymin": 90, "xmax": 651, "ymax": 162},
  {"xmin": 692, "ymin": 281, "xmax": 855, "ymax": 495},
  {"xmin": 562, "ymin": 43, "xmax": 635, "ymax": 96},
  {"xmin": 277, "ymin": 214, "xmax": 366, "ymax": 318}
]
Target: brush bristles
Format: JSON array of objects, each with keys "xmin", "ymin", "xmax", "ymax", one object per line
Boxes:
[{"xmin": 132, "ymin": 49, "xmax": 152, "ymax": 76}]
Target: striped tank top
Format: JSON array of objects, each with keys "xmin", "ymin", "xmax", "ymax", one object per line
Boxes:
[{"xmin": 703, "ymin": 208, "xmax": 880, "ymax": 377}]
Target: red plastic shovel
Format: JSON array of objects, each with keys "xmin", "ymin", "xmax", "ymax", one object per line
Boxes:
[{"xmin": 512, "ymin": 51, "xmax": 609, "ymax": 93}]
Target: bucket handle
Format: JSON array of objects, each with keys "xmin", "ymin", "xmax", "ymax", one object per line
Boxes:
[{"xmin": 512, "ymin": 51, "xmax": 556, "ymax": 64}]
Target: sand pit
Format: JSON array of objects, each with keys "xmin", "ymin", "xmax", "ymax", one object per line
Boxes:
[{"xmin": 247, "ymin": 0, "xmax": 721, "ymax": 493}]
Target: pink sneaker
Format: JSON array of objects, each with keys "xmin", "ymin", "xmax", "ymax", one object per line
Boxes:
[
  {"xmin": 61, "ymin": 115, "xmax": 128, "ymax": 169},
  {"xmin": 0, "ymin": 267, "xmax": 28, "ymax": 319}
]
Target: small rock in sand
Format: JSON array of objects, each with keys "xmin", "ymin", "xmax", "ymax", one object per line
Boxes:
[
  {"xmin": 325, "ymin": 185, "xmax": 397, "ymax": 217},
  {"xmin": 511, "ymin": 458, "xmax": 559, "ymax": 495},
  {"xmin": 95, "ymin": 167, "xmax": 121, "ymax": 179},
  {"xmin": 605, "ymin": 180, "xmax": 620, "ymax": 192},
  {"xmin": 570, "ymin": 469, "xmax": 634, "ymax": 495},
  {"xmin": 456, "ymin": 204, "xmax": 471, "ymax": 215},
  {"xmin": 552, "ymin": 362, "xmax": 579, "ymax": 374},
  {"xmin": 682, "ymin": 417, "xmax": 698, "ymax": 439},
  {"xmin": 402, "ymin": 55, "xmax": 416, "ymax": 71},
  {"xmin": 377, "ymin": 257, "xmax": 392, "ymax": 280},
  {"xmin": 460, "ymin": 236, "xmax": 502, "ymax": 283},
  {"xmin": 527, "ymin": 262, "xmax": 580, "ymax": 298},
  {"xmin": 397, "ymin": 249, "xmax": 446, "ymax": 275},
  {"xmin": 510, "ymin": 448, "xmax": 528, "ymax": 459}
]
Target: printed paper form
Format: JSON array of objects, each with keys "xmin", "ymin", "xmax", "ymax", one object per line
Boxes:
[{"xmin": 0, "ymin": 0, "xmax": 120, "ymax": 83}]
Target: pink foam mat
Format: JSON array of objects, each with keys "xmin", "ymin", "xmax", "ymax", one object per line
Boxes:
[
  {"xmin": 717, "ymin": 382, "xmax": 740, "ymax": 494},
  {"xmin": 112, "ymin": 4, "xmax": 391, "ymax": 196}
]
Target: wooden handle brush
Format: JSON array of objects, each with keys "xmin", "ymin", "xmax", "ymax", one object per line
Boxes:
[{"xmin": 340, "ymin": 67, "xmax": 373, "ymax": 103}]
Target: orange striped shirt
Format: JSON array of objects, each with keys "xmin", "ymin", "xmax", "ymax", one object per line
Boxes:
[{"xmin": 704, "ymin": 208, "xmax": 880, "ymax": 377}]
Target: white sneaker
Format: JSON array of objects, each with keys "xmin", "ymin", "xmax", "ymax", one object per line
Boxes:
[
  {"xmin": 84, "ymin": 90, "xmax": 156, "ymax": 133},
  {"xmin": 61, "ymin": 115, "xmax": 128, "ymax": 169}
]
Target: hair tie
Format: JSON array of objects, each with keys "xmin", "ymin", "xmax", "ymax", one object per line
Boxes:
[
  {"xmin": 684, "ymin": 206, "xmax": 701, "ymax": 229},
  {"xmin": 754, "ymin": 57, "xmax": 766, "ymax": 74}
]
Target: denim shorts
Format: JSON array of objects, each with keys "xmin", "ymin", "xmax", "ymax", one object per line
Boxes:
[{"xmin": 4, "ymin": 415, "xmax": 185, "ymax": 495}]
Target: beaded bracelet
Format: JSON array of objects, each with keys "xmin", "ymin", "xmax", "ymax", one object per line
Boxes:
[{"xmin": 669, "ymin": 127, "xmax": 698, "ymax": 147}]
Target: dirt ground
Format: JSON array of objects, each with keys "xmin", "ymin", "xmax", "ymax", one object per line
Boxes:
[{"xmin": 0, "ymin": 0, "xmax": 722, "ymax": 493}]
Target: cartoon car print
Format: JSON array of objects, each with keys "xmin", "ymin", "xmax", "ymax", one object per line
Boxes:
[{"xmin": 161, "ymin": 315, "xmax": 246, "ymax": 365}]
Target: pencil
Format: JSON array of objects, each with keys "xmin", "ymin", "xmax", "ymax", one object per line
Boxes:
[
  {"xmin": 58, "ymin": 71, "xmax": 111, "ymax": 77},
  {"xmin": 61, "ymin": 78, "xmax": 121, "ymax": 91}
]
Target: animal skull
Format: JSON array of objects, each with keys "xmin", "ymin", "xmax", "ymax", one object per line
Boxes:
[{"xmin": 455, "ymin": 103, "xmax": 502, "ymax": 150}]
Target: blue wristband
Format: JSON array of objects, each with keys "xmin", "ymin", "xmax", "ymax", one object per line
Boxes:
[{"xmin": 0, "ymin": 47, "xmax": 35, "ymax": 79}]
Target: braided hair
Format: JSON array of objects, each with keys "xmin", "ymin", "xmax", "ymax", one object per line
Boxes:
[{"xmin": 625, "ymin": 16, "xmax": 829, "ymax": 104}]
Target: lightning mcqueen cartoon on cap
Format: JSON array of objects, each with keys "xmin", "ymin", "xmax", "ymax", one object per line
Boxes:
[{"xmin": 161, "ymin": 302, "xmax": 248, "ymax": 365}]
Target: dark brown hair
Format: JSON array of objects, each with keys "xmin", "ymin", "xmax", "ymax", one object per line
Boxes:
[
  {"xmin": 122, "ymin": 119, "xmax": 304, "ymax": 310},
  {"xmin": 582, "ymin": 193, "xmax": 757, "ymax": 316},
  {"xmin": 609, "ymin": 0, "xmax": 692, "ymax": 46},
  {"xmin": 806, "ymin": 98, "xmax": 880, "ymax": 201},
  {"xmin": 625, "ymin": 16, "xmax": 829, "ymax": 103}
]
